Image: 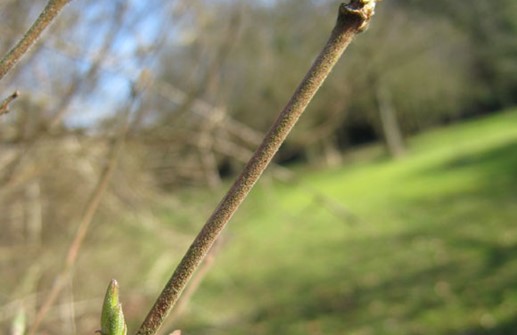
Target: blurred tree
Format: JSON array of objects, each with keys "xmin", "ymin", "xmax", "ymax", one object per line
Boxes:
[
  {"xmin": 342, "ymin": 2, "xmax": 474, "ymax": 156},
  {"xmin": 0, "ymin": 2, "xmax": 181, "ymax": 332},
  {"xmin": 209, "ymin": 0, "xmax": 474, "ymax": 159},
  {"xmin": 397, "ymin": 0, "xmax": 517, "ymax": 110},
  {"xmin": 216, "ymin": 0, "xmax": 351, "ymax": 164}
]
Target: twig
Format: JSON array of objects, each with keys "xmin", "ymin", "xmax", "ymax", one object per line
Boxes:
[
  {"xmin": 135, "ymin": 1, "xmax": 380, "ymax": 335},
  {"xmin": 311, "ymin": 192, "xmax": 366, "ymax": 225},
  {"xmin": 0, "ymin": 0, "xmax": 71, "ymax": 82},
  {"xmin": 0, "ymin": 91, "xmax": 19, "ymax": 116}
]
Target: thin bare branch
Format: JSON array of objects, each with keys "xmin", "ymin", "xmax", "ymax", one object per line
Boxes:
[
  {"xmin": 0, "ymin": 91, "xmax": 20, "ymax": 116},
  {"xmin": 0, "ymin": 0, "xmax": 71, "ymax": 82},
  {"xmin": 135, "ymin": 2, "xmax": 380, "ymax": 335}
]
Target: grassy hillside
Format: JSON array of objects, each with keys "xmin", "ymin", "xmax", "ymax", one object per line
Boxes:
[{"xmin": 168, "ymin": 110, "xmax": 517, "ymax": 335}]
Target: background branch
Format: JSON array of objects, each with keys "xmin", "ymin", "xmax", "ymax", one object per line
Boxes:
[
  {"xmin": 0, "ymin": 91, "xmax": 19, "ymax": 116},
  {"xmin": 0, "ymin": 0, "xmax": 71, "ymax": 81}
]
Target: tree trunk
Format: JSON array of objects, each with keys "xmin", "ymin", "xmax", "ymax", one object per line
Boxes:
[
  {"xmin": 25, "ymin": 179, "xmax": 42, "ymax": 246},
  {"xmin": 376, "ymin": 85, "xmax": 407, "ymax": 158},
  {"xmin": 322, "ymin": 137, "xmax": 342, "ymax": 167}
]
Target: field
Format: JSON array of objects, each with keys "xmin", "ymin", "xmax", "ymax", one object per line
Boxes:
[{"xmin": 162, "ymin": 110, "xmax": 517, "ymax": 334}]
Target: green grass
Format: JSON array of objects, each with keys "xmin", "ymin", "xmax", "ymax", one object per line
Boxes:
[{"xmin": 172, "ymin": 110, "xmax": 517, "ymax": 335}]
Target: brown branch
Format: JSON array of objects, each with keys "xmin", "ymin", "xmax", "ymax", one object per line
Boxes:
[
  {"xmin": 0, "ymin": 0, "xmax": 71, "ymax": 82},
  {"xmin": 167, "ymin": 238, "xmax": 224, "ymax": 325},
  {"xmin": 0, "ymin": 91, "xmax": 19, "ymax": 116},
  {"xmin": 135, "ymin": 2, "xmax": 379, "ymax": 335}
]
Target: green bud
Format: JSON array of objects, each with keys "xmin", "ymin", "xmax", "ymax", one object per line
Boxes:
[
  {"xmin": 100, "ymin": 279, "xmax": 127, "ymax": 335},
  {"xmin": 11, "ymin": 306, "xmax": 26, "ymax": 335}
]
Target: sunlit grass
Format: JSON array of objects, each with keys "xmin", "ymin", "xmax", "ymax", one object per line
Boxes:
[{"xmin": 168, "ymin": 110, "xmax": 517, "ymax": 335}]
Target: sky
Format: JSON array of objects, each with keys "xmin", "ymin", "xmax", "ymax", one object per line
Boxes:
[{"xmin": 0, "ymin": 0, "xmax": 182, "ymax": 127}]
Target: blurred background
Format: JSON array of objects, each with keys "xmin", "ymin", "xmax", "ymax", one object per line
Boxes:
[{"xmin": 0, "ymin": 0, "xmax": 516, "ymax": 334}]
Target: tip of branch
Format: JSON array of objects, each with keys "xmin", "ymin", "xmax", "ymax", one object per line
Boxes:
[
  {"xmin": 340, "ymin": 0, "xmax": 381, "ymax": 32},
  {"xmin": 0, "ymin": 90, "xmax": 21, "ymax": 116},
  {"xmin": 101, "ymin": 279, "xmax": 127, "ymax": 335}
]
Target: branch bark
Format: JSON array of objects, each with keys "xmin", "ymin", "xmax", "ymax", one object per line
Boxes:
[
  {"xmin": 0, "ymin": 0, "xmax": 71, "ymax": 82},
  {"xmin": 135, "ymin": 1, "xmax": 379, "ymax": 334}
]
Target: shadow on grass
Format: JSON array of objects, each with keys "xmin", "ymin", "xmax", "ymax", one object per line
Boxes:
[
  {"xmin": 246, "ymin": 234, "xmax": 517, "ymax": 333},
  {"xmin": 423, "ymin": 140, "xmax": 517, "ymax": 195},
  {"xmin": 241, "ymin": 233, "xmax": 517, "ymax": 334},
  {"xmin": 449, "ymin": 314, "xmax": 517, "ymax": 335},
  {"xmin": 234, "ymin": 140, "xmax": 517, "ymax": 334}
]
